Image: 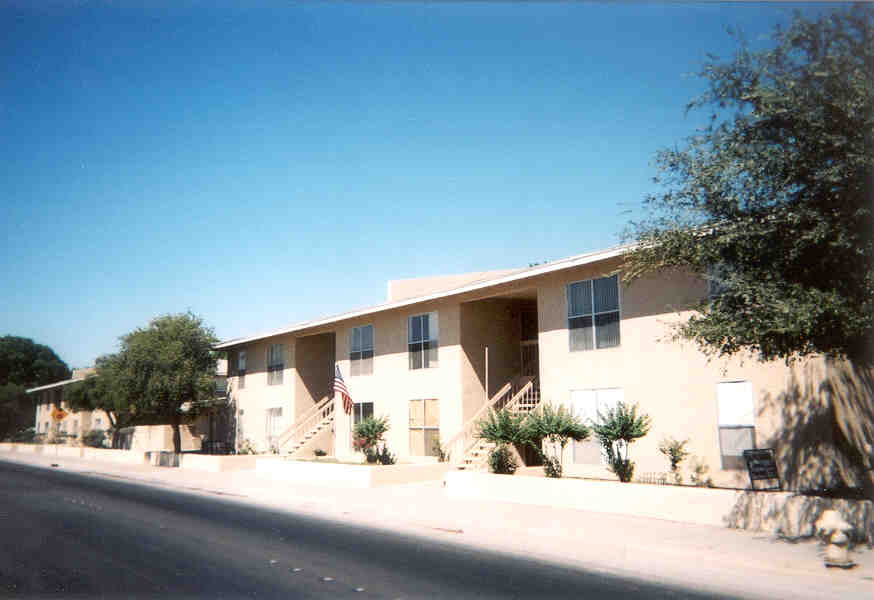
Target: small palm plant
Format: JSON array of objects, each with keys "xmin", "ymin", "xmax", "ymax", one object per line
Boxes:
[
  {"xmin": 592, "ymin": 402, "xmax": 652, "ymax": 482},
  {"xmin": 353, "ymin": 416, "xmax": 390, "ymax": 463},
  {"xmin": 524, "ymin": 404, "xmax": 589, "ymax": 478},
  {"xmin": 657, "ymin": 436, "xmax": 690, "ymax": 484}
]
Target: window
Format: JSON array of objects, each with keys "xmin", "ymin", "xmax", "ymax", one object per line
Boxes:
[
  {"xmin": 717, "ymin": 381, "xmax": 755, "ymax": 470},
  {"xmin": 267, "ymin": 344, "xmax": 283, "ymax": 385},
  {"xmin": 408, "ymin": 312, "xmax": 438, "ymax": 369},
  {"xmin": 95, "ymin": 417, "xmax": 102, "ymax": 428},
  {"xmin": 567, "ymin": 275, "xmax": 620, "ymax": 351},
  {"xmin": 353, "ymin": 402, "xmax": 374, "ymax": 425},
  {"xmin": 265, "ymin": 407, "xmax": 283, "ymax": 449},
  {"xmin": 43, "ymin": 422, "xmax": 49, "ymax": 433},
  {"xmin": 73, "ymin": 420, "xmax": 79, "ymax": 436},
  {"xmin": 569, "ymin": 388, "xmax": 624, "ymax": 465},
  {"xmin": 349, "ymin": 325, "xmax": 374, "ymax": 376},
  {"xmin": 238, "ymin": 349, "xmax": 247, "ymax": 389},
  {"xmin": 409, "ymin": 399, "xmax": 440, "ymax": 456}
]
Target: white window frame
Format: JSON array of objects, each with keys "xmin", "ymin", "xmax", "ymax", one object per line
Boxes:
[
  {"xmin": 349, "ymin": 325, "xmax": 374, "ymax": 376},
  {"xmin": 717, "ymin": 381, "xmax": 756, "ymax": 470},
  {"xmin": 409, "ymin": 398, "xmax": 440, "ymax": 456},
  {"xmin": 408, "ymin": 312, "xmax": 438, "ymax": 370},
  {"xmin": 569, "ymin": 388, "xmax": 624, "ymax": 466},
  {"xmin": 267, "ymin": 344, "xmax": 284, "ymax": 386},
  {"xmin": 567, "ymin": 274, "xmax": 621, "ymax": 351}
]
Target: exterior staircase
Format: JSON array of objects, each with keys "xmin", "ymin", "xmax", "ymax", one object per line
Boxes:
[
  {"xmin": 442, "ymin": 376, "xmax": 541, "ymax": 471},
  {"xmin": 276, "ymin": 395, "xmax": 335, "ymax": 458}
]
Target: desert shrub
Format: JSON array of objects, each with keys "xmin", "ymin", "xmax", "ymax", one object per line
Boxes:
[
  {"xmin": 476, "ymin": 409, "xmax": 526, "ymax": 446},
  {"xmin": 237, "ymin": 438, "xmax": 257, "ymax": 455},
  {"xmin": 82, "ymin": 429, "xmax": 107, "ymax": 448},
  {"xmin": 542, "ymin": 455, "xmax": 562, "ymax": 478},
  {"xmin": 689, "ymin": 456, "xmax": 714, "ymax": 487},
  {"xmin": 488, "ymin": 444, "xmax": 518, "ymax": 475},
  {"xmin": 376, "ymin": 445, "xmax": 397, "ymax": 465},
  {"xmin": 524, "ymin": 404, "xmax": 588, "ymax": 478},
  {"xmin": 658, "ymin": 437, "xmax": 690, "ymax": 484},
  {"xmin": 592, "ymin": 402, "xmax": 652, "ymax": 483},
  {"xmin": 11, "ymin": 427, "xmax": 36, "ymax": 443},
  {"xmin": 354, "ymin": 416, "xmax": 390, "ymax": 462}
]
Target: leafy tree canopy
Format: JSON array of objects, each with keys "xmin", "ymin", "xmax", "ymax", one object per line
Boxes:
[
  {"xmin": 0, "ymin": 336, "xmax": 71, "ymax": 439},
  {"xmin": 625, "ymin": 5, "xmax": 873, "ymax": 364},
  {"xmin": 0, "ymin": 336, "xmax": 71, "ymax": 387},
  {"xmin": 69, "ymin": 313, "xmax": 218, "ymax": 451}
]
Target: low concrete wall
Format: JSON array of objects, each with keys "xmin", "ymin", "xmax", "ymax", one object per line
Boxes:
[
  {"xmin": 726, "ymin": 491, "xmax": 874, "ymax": 543},
  {"xmin": 180, "ymin": 454, "xmax": 258, "ymax": 473},
  {"xmin": 255, "ymin": 459, "xmax": 451, "ymax": 488},
  {"xmin": 446, "ymin": 471, "xmax": 739, "ymax": 527},
  {"xmin": 372, "ymin": 463, "xmax": 451, "ymax": 486},
  {"xmin": 81, "ymin": 447, "xmax": 148, "ymax": 465}
]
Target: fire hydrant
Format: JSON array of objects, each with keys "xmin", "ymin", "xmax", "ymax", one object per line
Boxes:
[{"xmin": 815, "ymin": 509, "xmax": 855, "ymax": 568}]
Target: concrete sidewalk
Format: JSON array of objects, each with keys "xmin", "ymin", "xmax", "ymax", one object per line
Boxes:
[{"xmin": 1, "ymin": 451, "xmax": 871, "ymax": 600}]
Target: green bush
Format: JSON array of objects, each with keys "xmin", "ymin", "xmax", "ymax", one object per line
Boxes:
[
  {"xmin": 236, "ymin": 438, "xmax": 257, "ymax": 455},
  {"xmin": 82, "ymin": 429, "xmax": 107, "ymax": 448},
  {"xmin": 524, "ymin": 404, "xmax": 589, "ymax": 478},
  {"xmin": 376, "ymin": 445, "xmax": 397, "ymax": 465},
  {"xmin": 542, "ymin": 455, "xmax": 562, "ymax": 478},
  {"xmin": 488, "ymin": 444, "xmax": 518, "ymax": 475},
  {"xmin": 476, "ymin": 409, "xmax": 526, "ymax": 446},
  {"xmin": 592, "ymin": 402, "xmax": 652, "ymax": 483},
  {"xmin": 657, "ymin": 437, "xmax": 689, "ymax": 484},
  {"xmin": 353, "ymin": 416, "xmax": 390, "ymax": 461},
  {"xmin": 10, "ymin": 427, "xmax": 36, "ymax": 443}
]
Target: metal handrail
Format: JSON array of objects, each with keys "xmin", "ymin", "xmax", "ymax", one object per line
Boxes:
[
  {"xmin": 277, "ymin": 395, "xmax": 335, "ymax": 449},
  {"xmin": 441, "ymin": 382, "xmax": 512, "ymax": 464}
]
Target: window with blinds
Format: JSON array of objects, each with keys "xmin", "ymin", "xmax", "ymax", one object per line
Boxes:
[{"xmin": 567, "ymin": 274, "xmax": 620, "ymax": 351}]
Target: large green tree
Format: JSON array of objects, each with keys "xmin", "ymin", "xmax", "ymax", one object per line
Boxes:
[
  {"xmin": 66, "ymin": 353, "xmax": 137, "ymax": 448},
  {"xmin": 626, "ymin": 5, "xmax": 873, "ymax": 364},
  {"xmin": 625, "ymin": 5, "xmax": 874, "ymax": 496},
  {"xmin": 117, "ymin": 312, "xmax": 218, "ymax": 453},
  {"xmin": 0, "ymin": 336, "xmax": 71, "ymax": 439}
]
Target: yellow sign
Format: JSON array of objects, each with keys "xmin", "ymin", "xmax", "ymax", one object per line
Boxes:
[{"xmin": 51, "ymin": 406, "xmax": 68, "ymax": 421}]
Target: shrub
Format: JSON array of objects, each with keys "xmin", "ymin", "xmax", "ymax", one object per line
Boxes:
[
  {"xmin": 689, "ymin": 456, "xmax": 714, "ymax": 487},
  {"xmin": 657, "ymin": 437, "xmax": 690, "ymax": 484},
  {"xmin": 542, "ymin": 455, "xmax": 562, "ymax": 478},
  {"xmin": 314, "ymin": 448, "xmax": 327, "ymax": 457},
  {"xmin": 11, "ymin": 427, "xmax": 36, "ymax": 443},
  {"xmin": 524, "ymin": 404, "xmax": 589, "ymax": 478},
  {"xmin": 431, "ymin": 437, "xmax": 447, "ymax": 462},
  {"xmin": 353, "ymin": 416, "xmax": 390, "ymax": 461},
  {"xmin": 488, "ymin": 444, "xmax": 518, "ymax": 475},
  {"xmin": 82, "ymin": 429, "xmax": 107, "ymax": 448},
  {"xmin": 592, "ymin": 402, "xmax": 652, "ymax": 483},
  {"xmin": 476, "ymin": 409, "xmax": 526, "ymax": 446},
  {"xmin": 376, "ymin": 445, "xmax": 397, "ymax": 465},
  {"xmin": 237, "ymin": 438, "xmax": 257, "ymax": 455}
]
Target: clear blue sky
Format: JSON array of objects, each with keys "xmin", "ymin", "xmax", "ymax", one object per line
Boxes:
[{"xmin": 1, "ymin": 1, "xmax": 835, "ymax": 368}]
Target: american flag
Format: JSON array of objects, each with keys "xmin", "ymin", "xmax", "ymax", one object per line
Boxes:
[{"xmin": 333, "ymin": 364, "xmax": 354, "ymax": 414}]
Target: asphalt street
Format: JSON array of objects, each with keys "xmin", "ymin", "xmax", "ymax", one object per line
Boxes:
[{"xmin": 0, "ymin": 459, "xmax": 737, "ymax": 599}]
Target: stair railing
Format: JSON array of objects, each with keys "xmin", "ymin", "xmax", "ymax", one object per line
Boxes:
[
  {"xmin": 441, "ymin": 382, "xmax": 512, "ymax": 465},
  {"xmin": 463, "ymin": 379, "xmax": 540, "ymax": 471},
  {"xmin": 277, "ymin": 395, "xmax": 335, "ymax": 450}
]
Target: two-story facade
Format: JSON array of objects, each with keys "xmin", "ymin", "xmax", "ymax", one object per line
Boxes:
[
  {"xmin": 216, "ymin": 245, "xmax": 859, "ymax": 490},
  {"xmin": 28, "ymin": 368, "xmax": 104, "ymax": 441}
]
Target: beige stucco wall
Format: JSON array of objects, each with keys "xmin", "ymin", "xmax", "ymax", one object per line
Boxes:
[
  {"xmin": 33, "ymin": 387, "xmax": 101, "ymax": 442},
  {"xmin": 387, "ymin": 269, "xmax": 522, "ymax": 302},
  {"xmin": 459, "ymin": 299, "xmax": 525, "ymax": 425},
  {"xmin": 229, "ymin": 333, "xmax": 296, "ymax": 452},
  {"xmin": 535, "ymin": 259, "xmax": 844, "ymax": 488},
  {"xmin": 333, "ymin": 299, "xmax": 464, "ymax": 460}
]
